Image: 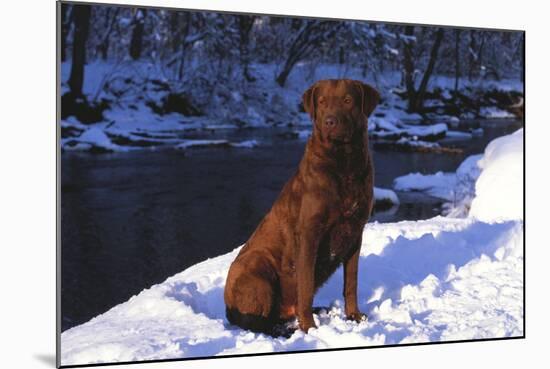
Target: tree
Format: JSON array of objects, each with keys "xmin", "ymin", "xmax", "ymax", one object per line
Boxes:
[
  {"xmin": 402, "ymin": 26, "xmax": 444, "ymax": 112},
  {"xmin": 468, "ymin": 30, "xmax": 476, "ymax": 80},
  {"xmin": 68, "ymin": 4, "xmax": 92, "ymax": 97},
  {"xmin": 96, "ymin": 7, "xmax": 120, "ymax": 60},
  {"xmin": 276, "ymin": 20, "xmax": 342, "ymax": 87},
  {"xmin": 60, "ymin": 3, "xmax": 72, "ymax": 62},
  {"xmin": 238, "ymin": 15, "xmax": 256, "ymax": 82},
  {"xmin": 129, "ymin": 8, "xmax": 146, "ymax": 60},
  {"xmin": 454, "ymin": 29, "xmax": 461, "ymax": 94},
  {"xmin": 164, "ymin": 12, "xmax": 206, "ymax": 81}
]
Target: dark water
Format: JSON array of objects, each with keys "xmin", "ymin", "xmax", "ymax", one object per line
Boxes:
[{"xmin": 61, "ymin": 119, "xmax": 522, "ymax": 331}]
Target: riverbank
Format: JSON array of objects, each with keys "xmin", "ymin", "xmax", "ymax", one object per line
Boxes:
[{"xmin": 60, "ymin": 61, "xmax": 523, "ymax": 154}]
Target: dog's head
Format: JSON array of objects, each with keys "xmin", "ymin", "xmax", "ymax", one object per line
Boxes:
[{"xmin": 302, "ymin": 79, "xmax": 379, "ymax": 146}]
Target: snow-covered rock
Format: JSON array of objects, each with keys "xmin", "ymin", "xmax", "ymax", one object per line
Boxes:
[{"xmin": 373, "ymin": 187, "xmax": 400, "ymax": 205}]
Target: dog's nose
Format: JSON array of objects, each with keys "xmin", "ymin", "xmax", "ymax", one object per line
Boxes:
[{"xmin": 325, "ymin": 116, "xmax": 338, "ymax": 127}]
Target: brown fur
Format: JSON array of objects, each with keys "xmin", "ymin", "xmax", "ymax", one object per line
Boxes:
[{"xmin": 224, "ymin": 79, "xmax": 380, "ymax": 334}]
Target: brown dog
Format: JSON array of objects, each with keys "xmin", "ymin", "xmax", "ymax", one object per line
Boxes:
[{"xmin": 224, "ymin": 79, "xmax": 380, "ymax": 335}]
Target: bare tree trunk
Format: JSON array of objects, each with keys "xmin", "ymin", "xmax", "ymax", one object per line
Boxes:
[
  {"xmin": 468, "ymin": 30, "xmax": 476, "ymax": 80},
  {"xmin": 454, "ymin": 29, "xmax": 461, "ymax": 94},
  {"xmin": 129, "ymin": 8, "xmax": 146, "ymax": 60},
  {"xmin": 97, "ymin": 7, "xmax": 120, "ymax": 60},
  {"xmin": 60, "ymin": 3, "xmax": 72, "ymax": 62},
  {"xmin": 177, "ymin": 13, "xmax": 191, "ymax": 81},
  {"xmin": 239, "ymin": 15, "xmax": 256, "ymax": 82},
  {"xmin": 276, "ymin": 56, "xmax": 298, "ymax": 87},
  {"xmin": 402, "ymin": 26, "xmax": 416, "ymax": 109},
  {"xmin": 68, "ymin": 4, "xmax": 91, "ymax": 97},
  {"xmin": 403, "ymin": 27, "xmax": 444, "ymax": 113},
  {"xmin": 413, "ymin": 28, "xmax": 444, "ymax": 111},
  {"xmin": 170, "ymin": 12, "xmax": 180, "ymax": 53},
  {"xmin": 478, "ymin": 32, "xmax": 486, "ymax": 75}
]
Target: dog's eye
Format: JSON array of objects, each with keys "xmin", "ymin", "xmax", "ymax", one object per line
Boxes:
[
  {"xmin": 344, "ymin": 97, "xmax": 352, "ymax": 105},
  {"xmin": 318, "ymin": 97, "xmax": 326, "ymax": 106}
]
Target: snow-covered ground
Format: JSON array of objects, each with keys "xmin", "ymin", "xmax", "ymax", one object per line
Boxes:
[{"xmin": 61, "ymin": 129, "xmax": 524, "ymax": 366}]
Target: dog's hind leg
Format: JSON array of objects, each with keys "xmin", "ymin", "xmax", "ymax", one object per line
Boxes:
[{"xmin": 224, "ymin": 253, "xmax": 279, "ymax": 334}]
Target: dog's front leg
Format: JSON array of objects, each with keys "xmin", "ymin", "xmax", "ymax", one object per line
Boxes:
[
  {"xmin": 295, "ymin": 194, "xmax": 326, "ymax": 333},
  {"xmin": 343, "ymin": 242, "xmax": 366, "ymax": 322}
]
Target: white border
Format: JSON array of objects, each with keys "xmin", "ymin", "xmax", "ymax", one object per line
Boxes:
[{"xmin": 2, "ymin": 0, "xmax": 546, "ymax": 368}]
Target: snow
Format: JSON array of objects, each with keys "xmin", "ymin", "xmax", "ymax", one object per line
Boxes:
[
  {"xmin": 229, "ymin": 140, "xmax": 260, "ymax": 148},
  {"xmin": 62, "ymin": 125, "xmax": 129, "ymax": 152},
  {"xmin": 293, "ymin": 129, "xmax": 312, "ymax": 139},
  {"xmin": 175, "ymin": 139, "xmax": 230, "ymax": 149},
  {"xmin": 480, "ymin": 106, "xmax": 515, "ymax": 119},
  {"xmin": 369, "ymin": 120, "xmax": 447, "ymax": 141},
  {"xmin": 405, "ymin": 123, "xmax": 448, "ymax": 138},
  {"xmin": 393, "ymin": 154, "xmax": 483, "ymax": 217},
  {"xmin": 393, "ymin": 129, "xmax": 523, "ymax": 222},
  {"xmin": 373, "ymin": 187, "xmax": 400, "ymax": 205},
  {"xmin": 61, "ymin": 130, "xmax": 523, "ymax": 366},
  {"xmin": 469, "ymin": 129, "xmax": 523, "ymax": 222},
  {"xmin": 395, "ymin": 137, "xmax": 441, "ymax": 149},
  {"xmin": 394, "ymin": 171, "xmax": 457, "ymax": 201},
  {"xmin": 175, "ymin": 139, "xmax": 260, "ymax": 150},
  {"xmin": 446, "ymin": 130, "xmax": 473, "ymax": 139}
]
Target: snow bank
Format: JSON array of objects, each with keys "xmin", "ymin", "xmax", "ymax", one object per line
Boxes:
[
  {"xmin": 61, "ymin": 129, "xmax": 524, "ymax": 366},
  {"xmin": 61, "ymin": 122, "xmax": 261, "ymax": 152},
  {"xmin": 229, "ymin": 140, "xmax": 259, "ymax": 148},
  {"xmin": 394, "ymin": 171, "xmax": 457, "ymax": 201},
  {"xmin": 62, "ymin": 126, "xmax": 129, "ymax": 153},
  {"xmin": 469, "ymin": 129, "xmax": 523, "ymax": 222},
  {"xmin": 369, "ymin": 120, "xmax": 448, "ymax": 142},
  {"xmin": 175, "ymin": 139, "xmax": 230, "ymax": 149},
  {"xmin": 393, "ymin": 153, "xmax": 482, "ymax": 205},
  {"xmin": 406, "ymin": 123, "xmax": 448, "ymax": 139},
  {"xmin": 175, "ymin": 139, "xmax": 260, "ymax": 150},
  {"xmin": 446, "ymin": 130, "xmax": 473, "ymax": 139},
  {"xmin": 480, "ymin": 106, "xmax": 515, "ymax": 119}
]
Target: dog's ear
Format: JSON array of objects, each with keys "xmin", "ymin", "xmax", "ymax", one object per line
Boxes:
[
  {"xmin": 354, "ymin": 82, "xmax": 380, "ymax": 118},
  {"xmin": 302, "ymin": 83, "xmax": 318, "ymax": 121}
]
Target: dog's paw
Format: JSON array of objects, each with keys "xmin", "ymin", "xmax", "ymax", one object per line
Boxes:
[
  {"xmin": 346, "ymin": 311, "xmax": 367, "ymax": 323},
  {"xmin": 298, "ymin": 316, "xmax": 317, "ymax": 333},
  {"xmin": 272, "ymin": 320, "xmax": 298, "ymax": 338}
]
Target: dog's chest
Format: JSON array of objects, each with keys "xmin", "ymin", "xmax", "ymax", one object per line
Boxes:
[
  {"xmin": 328, "ymin": 221, "xmax": 358, "ymax": 256},
  {"xmin": 324, "ymin": 174, "xmax": 371, "ymax": 261},
  {"xmin": 339, "ymin": 172, "xmax": 370, "ymax": 221}
]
